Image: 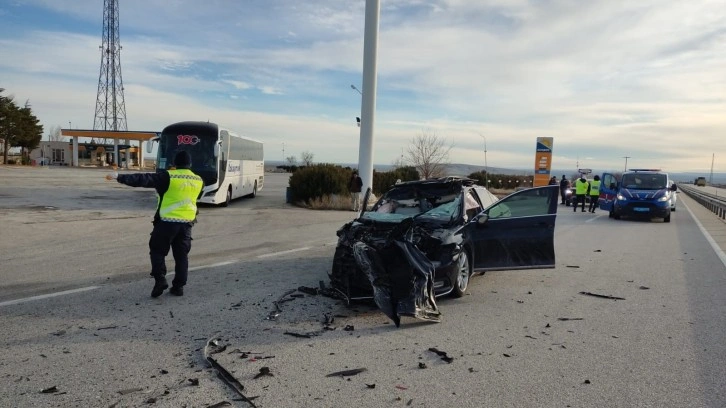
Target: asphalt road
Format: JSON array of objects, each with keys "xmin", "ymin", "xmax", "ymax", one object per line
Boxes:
[{"xmin": 1, "ymin": 166, "xmax": 725, "ymax": 408}]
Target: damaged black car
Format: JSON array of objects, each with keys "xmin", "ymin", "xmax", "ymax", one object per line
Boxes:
[{"xmin": 330, "ymin": 177, "xmax": 559, "ymax": 324}]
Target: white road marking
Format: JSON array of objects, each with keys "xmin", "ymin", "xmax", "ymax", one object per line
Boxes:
[
  {"xmin": 0, "ymin": 286, "xmax": 100, "ymax": 308},
  {"xmin": 257, "ymin": 247, "xmax": 311, "ymax": 259},
  {"xmin": 189, "ymin": 260, "xmax": 238, "ymax": 271},
  {"xmin": 682, "ymin": 199, "xmax": 726, "ymax": 268},
  {"xmin": 585, "ymin": 213, "xmax": 603, "ymax": 223}
]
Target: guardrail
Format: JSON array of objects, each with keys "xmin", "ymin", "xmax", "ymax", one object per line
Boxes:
[{"xmin": 678, "ymin": 184, "xmax": 726, "ymax": 220}]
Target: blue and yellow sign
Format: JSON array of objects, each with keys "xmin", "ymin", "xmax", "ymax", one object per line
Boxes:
[{"xmin": 533, "ymin": 137, "xmax": 554, "ymax": 187}]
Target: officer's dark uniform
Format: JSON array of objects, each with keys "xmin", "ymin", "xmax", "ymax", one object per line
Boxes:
[{"xmin": 116, "ymin": 151, "xmax": 204, "ymax": 297}]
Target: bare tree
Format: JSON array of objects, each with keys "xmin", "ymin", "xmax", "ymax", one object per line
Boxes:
[
  {"xmin": 405, "ymin": 129, "xmax": 452, "ymax": 179},
  {"xmin": 48, "ymin": 125, "xmax": 65, "ymax": 141},
  {"xmin": 286, "ymin": 155, "xmax": 297, "ymax": 166},
  {"xmin": 300, "ymin": 151, "xmax": 314, "ymax": 166}
]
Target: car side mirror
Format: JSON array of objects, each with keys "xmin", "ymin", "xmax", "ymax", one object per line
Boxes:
[
  {"xmin": 476, "ymin": 213, "xmax": 489, "ymax": 225},
  {"xmin": 146, "ymin": 137, "xmax": 158, "ymax": 154},
  {"xmin": 670, "ymin": 184, "xmax": 677, "ymax": 191}
]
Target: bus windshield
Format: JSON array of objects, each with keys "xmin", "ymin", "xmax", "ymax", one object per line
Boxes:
[{"xmin": 157, "ymin": 124, "xmax": 219, "ymax": 186}]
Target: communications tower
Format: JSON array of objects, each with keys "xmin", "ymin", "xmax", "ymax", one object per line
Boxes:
[{"xmin": 93, "ymin": 0, "xmax": 127, "ymax": 145}]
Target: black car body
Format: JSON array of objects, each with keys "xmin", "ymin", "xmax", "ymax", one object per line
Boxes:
[{"xmin": 330, "ymin": 178, "xmax": 560, "ymax": 306}]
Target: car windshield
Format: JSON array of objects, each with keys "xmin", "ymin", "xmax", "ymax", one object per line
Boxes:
[
  {"xmin": 621, "ymin": 173, "xmax": 667, "ymax": 190},
  {"xmin": 363, "ymin": 184, "xmax": 462, "ymax": 223}
]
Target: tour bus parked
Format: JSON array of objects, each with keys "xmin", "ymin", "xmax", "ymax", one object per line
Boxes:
[{"xmin": 147, "ymin": 121, "xmax": 264, "ymax": 206}]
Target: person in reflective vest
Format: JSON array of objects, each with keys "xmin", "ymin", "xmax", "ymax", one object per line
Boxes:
[
  {"xmin": 108, "ymin": 150, "xmax": 204, "ymax": 297},
  {"xmin": 573, "ymin": 175, "xmax": 589, "ymax": 213},
  {"xmin": 588, "ymin": 175, "xmax": 601, "ymax": 213}
]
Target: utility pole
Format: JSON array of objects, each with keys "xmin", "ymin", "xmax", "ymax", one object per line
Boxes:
[
  {"xmin": 709, "ymin": 153, "xmax": 714, "ymax": 184},
  {"xmin": 282, "ymin": 142, "xmax": 285, "ymax": 162},
  {"xmin": 357, "ymin": 0, "xmax": 380, "ymax": 195},
  {"xmin": 622, "ymin": 156, "xmax": 631, "ymax": 171},
  {"xmin": 478, "ymin": 133, "xmax": 489, "ymax": 189}
]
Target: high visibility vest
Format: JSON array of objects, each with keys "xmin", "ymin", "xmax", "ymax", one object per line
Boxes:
[
  {"xmin": 159, "ymin": 169, "xmax": 204, "ymax": 223},
  {"xmin": 589, "ymin": 180, "xmax": 601, "ymax": 196},
  {"xmin": 575, "ymin": 179, "xmax": 589, "ymax": 195}
]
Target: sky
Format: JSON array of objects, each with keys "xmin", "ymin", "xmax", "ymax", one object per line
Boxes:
[{"xmin": 1, "ymin": 0, "xmax": 724, "ymax": 173}]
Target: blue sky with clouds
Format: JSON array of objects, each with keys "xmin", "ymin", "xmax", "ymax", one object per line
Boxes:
[{"xmin": 1, "ymin": 0, "xmax": 724, "ymax": 172}]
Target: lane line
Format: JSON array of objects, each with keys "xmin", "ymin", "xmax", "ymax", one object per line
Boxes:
[
  {"xmin": 189, "ymin": 260, "xmax": 238, "ymax": 271},
  {"xmin": 682, "ymin": 199, "xmax": 726, "ymax": 268},
  {"xmin": 0, "ymin": 286, "xmax": 100, "ymax": 308},
  {"xmin": 257, "ymin": 247, "xmax": 311, "ymax": 259}
]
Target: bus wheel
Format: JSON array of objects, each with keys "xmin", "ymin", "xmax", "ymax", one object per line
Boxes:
[{"xmin": 222, "ymin": 187, "xmax": 232, "ymax": 207}]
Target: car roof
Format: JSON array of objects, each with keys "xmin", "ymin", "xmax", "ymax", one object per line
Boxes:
[{"xmin": 392, "ymin": 176, "xmax": 478, "ymax": 187}]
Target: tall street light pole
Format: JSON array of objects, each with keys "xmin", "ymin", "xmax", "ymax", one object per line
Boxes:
[
  {"xmin": 622, "ymin": 156, "xmax": 631, "ymax": 171},
  {"xmin": 357, "ymin": 0, "xmax": 381, "ymax": 195}
]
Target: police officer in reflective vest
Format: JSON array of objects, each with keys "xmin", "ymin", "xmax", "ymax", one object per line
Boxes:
[
  {"xmin": 588, "ymin": 175, "xmax": 601, "ymax": 213},
  {"xmin": 109, "ymin": 151, "xmax": 204, "ymax": 297},
  {"xmin": 573, "ymin": 175, "xmax": 589, "ymax": 213}
]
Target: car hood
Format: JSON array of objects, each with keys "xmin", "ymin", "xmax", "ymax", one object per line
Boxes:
[{"xmin": 620, "ymin": 188, "xmax": 668, "ymax": 200}]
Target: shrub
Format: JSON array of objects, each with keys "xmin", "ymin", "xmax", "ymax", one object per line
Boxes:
[
  {"xmin": 288, "ymin": 164, "xmax": 349, "ymax": 204},
  {"xmin": 372, "ymin": 166, "xmax": 419, "ymax": 195}
]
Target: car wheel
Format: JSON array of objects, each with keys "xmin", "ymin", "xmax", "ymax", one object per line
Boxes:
[
  {"xmin": 221, "ymin": 187, "xmax": 232, "ymax": 207},
  {"xmin": 451, "ymin": 250, "xmax": 471, "ymax": 298},
  {"xmin": 613, "ymin": 211, "xmax": 620, "ymax": 220},
  {"xmin": 608, "ymin": 209, "xmax": 614, "ymax": 218},
  {"xmin": 664, "ymin": 214, "xmax": 671, "ymax": 223}
]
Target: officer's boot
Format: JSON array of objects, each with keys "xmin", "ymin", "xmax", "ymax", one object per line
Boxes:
[{"xmin": 151, "ymin": 276, "xmax": 169, "ymax": 298}]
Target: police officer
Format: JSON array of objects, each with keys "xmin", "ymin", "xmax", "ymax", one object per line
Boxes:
[
  {"xmin": 108, "ymin": 151, "xmax": 204, "ymax": 297},
  {"xmin": 559, "ymin": 175, "xmax": 570, "ymax": 205},
  {"xmin": 588, "ymin": 175, "xmax": 601, "ymax": 213},
  {"xmin": 573, "ymin": 175, "xmax": 589, "ymax": 213}
]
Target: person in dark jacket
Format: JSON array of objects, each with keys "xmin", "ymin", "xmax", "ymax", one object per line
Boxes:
[
  {"xmin": 559, "ymin": 175, "xmax": 570, "ymax": 205},
  {"xmin": 349, "ymin": 171, "xmax": 363, "ymax": 211},
  {"xmin": 107, "ymin": 151, "xmax": 204, "ymax": 297},
  {"xmin": 549, "ymin": 176, "xmax": 558, "ymax": 185}
]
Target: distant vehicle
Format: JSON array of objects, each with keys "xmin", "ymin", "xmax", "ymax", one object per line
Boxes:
[
  {"xmin": 147, "ymin": 121, "xmax": 264, "ymax": 206},
  {"xmin": 695, "ymin": 177, "xmax": 707, "ymax": 186},
  {"xmin": 667, "ymin": 180, "xmax": 677, "ymax": 211},
  {"xmin": 598, "ymin": 169, "xmax": 677, "ymax": 222}
]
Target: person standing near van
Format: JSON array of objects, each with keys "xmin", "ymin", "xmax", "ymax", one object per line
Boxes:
[
  {"xmin": 573, "ymin": 175, "xmax": 589, "ymax": 213},
  {"xmin": 588, "ymin": 175, "xmax": 601, "ymax": 213},
  {"xmin": 107, "ymin": 151, "xmax": 204, "ymax": 297},
  {"xmin": 349, "ymin": 171, "xmax": 363, "ymax": 212}
]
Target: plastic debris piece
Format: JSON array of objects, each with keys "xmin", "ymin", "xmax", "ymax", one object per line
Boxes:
[
  {"xmin": 344, "ymin": 325, "xmax": 355, "ymax": 331},
  {"xmin": 395, "ymin": 385, "xmax": 408, "ymax": 390},
  {"xmin": 580, "ymin": 291, "xmax": 625, "ymax": 300},
  {"xmin": 206, "ymin": 402, "xmax": 232, "ymax": 408},
  {"xmin": 566, "ymin": 265, "xmax": 580, "ymax": 268},
  {"xmin": 253, "ymin": 367, "xmax": 273, "ymax": 379},
  {"xmin": 51, "ymin": 330, "xmax": 66, "ymax": 336},
  {"xmin": 118, "ymin": 387, "xmax": 143, "ymax": 395},
  {"xmin": 418, "ymin": 362, "xmax": 427, "ymax": 369},
  {"xmin": 188, "ymin": 378, "xmax": 199, "ymax": 386},
  {"xmin": 428, "ymin": 347, "xmax": 454, "ymax": 363},
  {"xmin": 365, "ymin": 383, "xmax": 376, "ymax": 389},
  {"xmin": 40, "ymin": 386, "xmax": 58, "ymax": 394},
  {"xmin": 557, "ymin": 317, "xmax": 584, "ymax": 321},
  {"xmin": 639, "ymin": 286, "xmax": 650, "ymax": 290},
  {"xmin": 326, "ymin": 368, "xmax": 367, "ymax": 377},
  {"xmin": 284, "ymin": 331, "xmax": 314, "ymax": 339}
]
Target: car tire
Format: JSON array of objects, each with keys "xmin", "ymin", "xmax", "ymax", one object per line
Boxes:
[
  {"xmin": 608, "ymin": 210, "xmax": 614, "ymax": 218},
  {"xmin": 451, "ymin": 250, "xmax": 471, "ymax": 298},
  {"xmin": 613, "ymin": 211, "xmax": 620, "ymax": 220},
  {"xmin": 664, "ymin": 214, "xmax": 671, "ymax": 223},
  {"xmin": 221, "ymin": 187, "xmax": 232, "ymax": 207}
]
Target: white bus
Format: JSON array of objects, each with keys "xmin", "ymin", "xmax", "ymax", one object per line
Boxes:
[{"xmin": 147, "ymin": 121, "xmax": 264, "ymax": 206}]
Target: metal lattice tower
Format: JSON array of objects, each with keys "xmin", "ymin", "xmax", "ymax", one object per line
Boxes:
[{"xmin": 93, "ymin": 0, "xmax": 127, "ymax": 145}]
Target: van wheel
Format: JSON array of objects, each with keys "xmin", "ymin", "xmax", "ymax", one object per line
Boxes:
[
  {"xmin": 221, "ymin": 187, "xmax": 232, "ymax": 207},
  {"xmin": 664, "ymin": 214, "xmax": 671, "ymax": 223},
  {"xmin": 613, "ymin": 211, "xmax": 620, "ymax": 220}
]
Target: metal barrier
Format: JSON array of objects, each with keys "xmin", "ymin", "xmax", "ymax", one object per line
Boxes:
[{"xmin": 678, "ymin": 184, "xmax": 726, "ymax": 220}]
